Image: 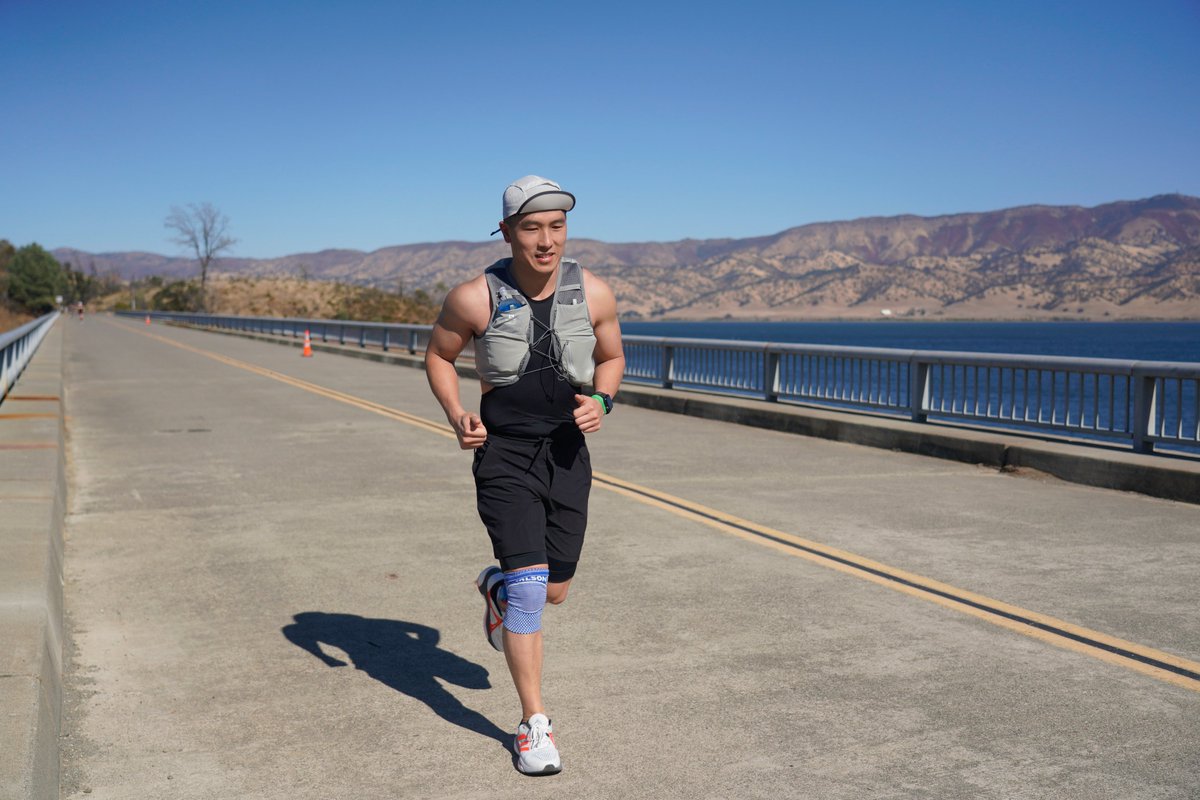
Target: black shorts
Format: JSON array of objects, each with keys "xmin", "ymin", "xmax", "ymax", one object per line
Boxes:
[{"xmin": 472, "ymin": 431, "xmax": 591, "ymax": 583}]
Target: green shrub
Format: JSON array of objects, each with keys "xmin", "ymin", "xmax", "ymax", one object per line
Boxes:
[{"xmin": 6, "ymin": 243, "xmax": 65, "ymax": 312}]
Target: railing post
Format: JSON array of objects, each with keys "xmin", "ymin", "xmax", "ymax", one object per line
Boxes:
[
  {"xmin": 1132, "ymin": 372, "xmax": 1157, "ymax": 453},
  {"xmin": 909, "ymin": 357, "xmax": 930, "ymax": 423},
  {"xmin": 382, "ymin": 329, "xmax": 390, "ymax": 352},
  {"xmin": 409, "ymin": 330, "xmax": 419, "ymax": 354},
  {"xmin": 339, "ymin": 324, "xmax": 346, "ymax": 345},
  {"xmin": 661, "ymin": 345, "xmax": 675, "ymax": 390},
  {"xmin": 763, "ymin": 348, "xmax": 780, "ymax": 402},
  {"xmin": 358, "ymin": 327, "xmax": 366, "ymax": 348}
]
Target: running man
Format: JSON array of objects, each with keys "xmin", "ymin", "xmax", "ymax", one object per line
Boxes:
[{"xmin": 425, "ymin": 175, "xmax": 625, "ymax": 775}]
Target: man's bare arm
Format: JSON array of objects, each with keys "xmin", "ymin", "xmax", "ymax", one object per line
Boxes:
[
  {"xmin": 588, "ymin": 272, "xmax": 625, "ymax": 397},
  {"xmin": 426, "ymin": 279, "xmax": 489, "ymax": 449},
  {"xmin": 572, "ymin": 270, "xmax": 625, "ymax": 432}
]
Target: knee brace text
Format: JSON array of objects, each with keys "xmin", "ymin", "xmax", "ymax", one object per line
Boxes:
[{"xmin": 503, "ymin": 567, "xmax": 549, "ymax": 635}]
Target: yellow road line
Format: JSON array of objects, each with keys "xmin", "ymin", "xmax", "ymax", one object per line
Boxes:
[
  {"xmin": 110, "ymin": 318, "xmax": 1200, "ymax": 693},
  {"xmin": 128, "ymin": 324, "xmax": 454, "ymax": 440},
  {"xmin": 592, "ymin": 473, "xmax": 1200, "ymax": 692}
]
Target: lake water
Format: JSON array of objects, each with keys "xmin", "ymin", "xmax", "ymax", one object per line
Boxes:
[{"xmin": 622, "ymin": 320, "xmax": 1200, "ymax": 363}]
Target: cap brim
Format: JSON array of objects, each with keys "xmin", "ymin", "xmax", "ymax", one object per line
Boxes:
[{"xmin": 512, "ymin": 190, "xmax": 576, "ymax": 218}]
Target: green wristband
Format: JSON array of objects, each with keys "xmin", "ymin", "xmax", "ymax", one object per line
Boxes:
[{"xmin": 590, "ymin": 394, "xmax": 610, "ymax": 415}]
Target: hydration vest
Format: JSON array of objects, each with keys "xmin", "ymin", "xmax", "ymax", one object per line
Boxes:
[{"xmin": 475, "ymin": 258, "xmax": 597, "ymax": 388}]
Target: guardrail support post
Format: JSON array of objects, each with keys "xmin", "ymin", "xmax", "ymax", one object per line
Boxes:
[
  {"xmin": 763, "ymin": 349, "xmax": 781, "ymax": 402},
  {"xmin": 909, "ymin": 358, "xmax": 930, "ymax": 423},
  {"xmin": 661, "ymin": 345, "xmax": 675, "ymax": 390},
  {"xmin": 409, "ymin": 330, "xmax": 419, "ymax": 354},
  {"xmin": 381, "ymin": 330, "xmax": 390, "ymax": 352},
  {"xmin": 1132, "ymin": 373, "xmax": 1157, "ymax": 453}
]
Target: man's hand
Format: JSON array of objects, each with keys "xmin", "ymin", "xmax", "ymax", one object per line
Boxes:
[
  {"xmin": 573, "ymin": 394, "xmax": 603, "ymax": 433},
  {"xmin": 454, "ymin": 412, "xmax": 489, "ymax": 450}
]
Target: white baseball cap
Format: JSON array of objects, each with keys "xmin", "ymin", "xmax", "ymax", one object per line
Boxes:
[{"xmin": 491, "ymin": 175, "xmax": 575, "ymax": 235}]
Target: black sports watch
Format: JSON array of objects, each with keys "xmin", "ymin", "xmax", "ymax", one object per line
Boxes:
[{"xmin": 590, "ymin": 392, "xmax": 614, "ymax": 415}]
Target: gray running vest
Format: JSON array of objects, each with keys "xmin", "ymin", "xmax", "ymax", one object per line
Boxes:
[{"xmin": 475, "ymin": 258, "xmax": 597, "ymax": 387}]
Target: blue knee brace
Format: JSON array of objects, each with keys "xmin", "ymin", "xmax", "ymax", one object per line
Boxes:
[{"xmin": 503, "ymin": 567, "xmax": 549, "ymax": 635}]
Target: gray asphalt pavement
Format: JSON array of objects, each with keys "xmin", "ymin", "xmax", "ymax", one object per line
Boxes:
[{"xmin": 60, "ymin": 316, "xmax": 1200, "ymax": 799}]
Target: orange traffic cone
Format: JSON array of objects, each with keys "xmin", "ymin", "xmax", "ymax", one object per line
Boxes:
[
  {"xmin": 144, "ymin": 315, "xmax": 151, "ymax": 325},
  {"xmin": 302, "ymin": 329, "xmax": 313, "ymax": 358}
]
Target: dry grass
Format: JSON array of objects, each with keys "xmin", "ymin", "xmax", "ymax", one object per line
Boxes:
[
  {"xmin": 0, "ymin": 305, "xmax": 37, "ymax": 334},
  {"xmin": 92, "ymin": 275, "xmax": 441, "ymax": 324}
]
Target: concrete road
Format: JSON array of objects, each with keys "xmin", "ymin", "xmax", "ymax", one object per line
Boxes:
[{"xmin": 60, "ymin": 316, "xmax": 1200, "ymax": 799}]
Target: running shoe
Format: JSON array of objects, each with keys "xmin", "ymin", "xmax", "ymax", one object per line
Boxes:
[
  {"xmin": 515, "ymin": 713, "xmax": 561, "ymax": 775},
  {"xmin": 475, "ymin": 565, "xmax": 506, "ymax": 652}
]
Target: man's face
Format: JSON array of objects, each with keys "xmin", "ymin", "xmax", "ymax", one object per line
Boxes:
[{"xmin": 502, "ymin": 210, "xmax": 567, "ymax": 276}]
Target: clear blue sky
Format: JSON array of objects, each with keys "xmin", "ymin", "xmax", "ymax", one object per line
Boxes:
[{"xmin": 3, "ymin": 0, "xmax": 1198, "ymax": 259}]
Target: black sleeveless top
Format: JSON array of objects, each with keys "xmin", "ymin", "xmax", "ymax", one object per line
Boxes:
[{"xmin": 479, "ymin": 294, "xmax": 580, "ymax": 439}]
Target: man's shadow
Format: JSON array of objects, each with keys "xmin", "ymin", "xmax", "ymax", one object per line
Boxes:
[{"xmin": 282, "ymin": 611, "xmax": 509, "ymax": 746}]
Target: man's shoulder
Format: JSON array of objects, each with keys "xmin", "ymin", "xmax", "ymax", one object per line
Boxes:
[
  {"xmin": 580, "ymin": 266, "xmax": 614, "ymax": 293},
  {"xmin": 442, "ymin": 273, "xmax": 491, "ymax": 319},
  {"xmin": 452, "ymin": 272, "xmax": 489, "ymax": 295},
  {"xmin": 579, "ymin": 266, "xmax": 619, "ymax": 323}
]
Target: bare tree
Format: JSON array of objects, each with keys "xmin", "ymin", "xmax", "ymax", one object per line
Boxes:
[{"xmin": 164, "ymin": 202, "xmax": 236, "ymax": 310}]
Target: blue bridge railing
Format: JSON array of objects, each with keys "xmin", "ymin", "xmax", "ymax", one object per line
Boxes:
[
  {"xmin": 120, "ymin": 311, "xmax": 1200, "ymax": 456},
  {"xmin": 1, "ymin": 311, "xmax": 59, "ymax": 404}
]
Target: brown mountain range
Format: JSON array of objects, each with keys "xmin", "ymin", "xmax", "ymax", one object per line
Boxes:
[{"xmin": 54, "ymin": 194, "xmax": 1200, "ymax": 320}]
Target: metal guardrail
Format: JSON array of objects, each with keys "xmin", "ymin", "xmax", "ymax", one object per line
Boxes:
[
  {"xmin": 625, "ymin": 338, "xmax": 1200, "ymax": 454},
  {"xmin": 122, "ymin": 311, "xmax": 1200, "ymax": 455},
  {"xmin": 128, "ymin": 311, "xmax": 440, "ymax": 355},
  {"xmin": 0, "ymin": 311, "xmax": 59, "ymax": 404}
]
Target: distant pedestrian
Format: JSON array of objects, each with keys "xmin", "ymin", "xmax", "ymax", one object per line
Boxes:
[
  {"xmin": 75, "ymin": 300, "xmax": 84, "ymax": 321},
  {"xmin": 425, "ymin": 175, "xmax": 625, "ymax": 775}
]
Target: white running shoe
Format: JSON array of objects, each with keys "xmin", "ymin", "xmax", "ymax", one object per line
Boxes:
[
  {"xmin": 475, "ymin": 566, "xmax": 506, "ymax": 651},
  {"xmin": 515, "ymin": 713, "xmax": 561, "ymax": 775}
]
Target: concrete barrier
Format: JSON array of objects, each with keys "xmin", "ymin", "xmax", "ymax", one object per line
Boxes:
[
  {"xmin": 0, "ymin": 320, "xmax": 65, "ymax": 800},
  {"xmin": 170, "ymin": 320, "xmax": 1200, "ymax": 505}
]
